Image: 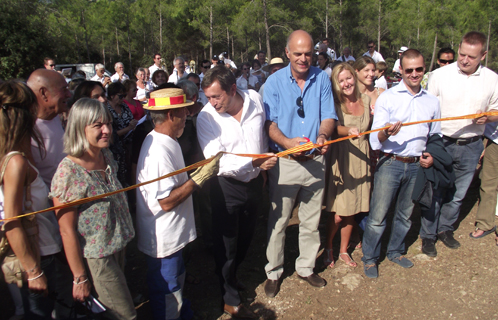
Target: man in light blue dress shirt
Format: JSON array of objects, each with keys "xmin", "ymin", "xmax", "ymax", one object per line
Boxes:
[
  {"xmin": 362, "ymin": 49, "xmax": 441, "ymax": 278},
  {"xmin": 263, "ymin": 30, "xmax": 337, "ymax": 297}
]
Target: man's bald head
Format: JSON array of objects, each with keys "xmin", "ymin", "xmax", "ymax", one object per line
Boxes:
[
  {"xmin": 286, "ymin": 30, "xmax": 313, "ymax": 51},
  {"xmin": 27, "ymin": 69, "xmax": 71, "ymax": 120}
]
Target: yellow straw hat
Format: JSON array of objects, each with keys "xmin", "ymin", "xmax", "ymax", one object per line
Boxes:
[
  {"xmin": 262, "ymin": 57, "xmax": 288, "ymax": 73},
  {"xmin": 143, "ymin": 88, "xmax": 194, "ymax": 110}
]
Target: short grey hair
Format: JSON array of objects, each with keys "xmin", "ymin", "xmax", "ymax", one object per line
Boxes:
[
  {"xmin": 95, "ymin": 63, "xmax": 105, "ymax": 71},
  {"xmin": 177, "ymin": 79, "xmax": 198, "ymax": 100},
  {"xmin": 114, "ymin": 62, "xmax": 124, "ymax": 70},
  {"xmin": 150, "ymin": 110, "xmax": 171, "ymax": 125},
  {"xmin": 64, "ymin": 98, "xmax": 113, "ymax": 158},
  {"xmin": 173, "ymin": 57, "xmax": 185, "ymax": 66}
]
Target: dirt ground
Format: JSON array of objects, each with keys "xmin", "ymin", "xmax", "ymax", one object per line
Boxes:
[{"xmin": 2, "ymin": 178, "xmax": 498, "ymax": 320}]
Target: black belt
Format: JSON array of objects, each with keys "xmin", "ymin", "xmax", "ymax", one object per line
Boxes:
[
  {"xmin": 381, "ymin": 152, "xmax": 419, "ymax": 163},
  {"xmin": 443, "ymin": 135, "xmax": 481, "ymax": 146}
]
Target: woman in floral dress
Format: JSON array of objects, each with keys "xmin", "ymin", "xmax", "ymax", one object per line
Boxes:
[{"xmin": 50, "ymin": 98, "xmax": 136, "ymax": 320}]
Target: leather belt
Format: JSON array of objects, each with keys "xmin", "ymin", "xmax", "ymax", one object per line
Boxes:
[
  {"xmin": 381, "ymin": 152, "xmax": 419, "ymax": 163},
  {"xmin": 279, "ymin": 151, "xmax": 321, "ymax": 162},
  {"xmin": 443, "ymin": 135, "xmax": 481, "ymax": 146}
]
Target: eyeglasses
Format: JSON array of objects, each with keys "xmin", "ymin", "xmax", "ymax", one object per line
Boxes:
[
  {"xmin": 439, "ymin": 59, "xmax": 454, "ymax": 64},
  {"xmin": 49, "ymin": 64, "xmax": 55, "ymax": 67},
  {"xmin": 202, "ymin": 65, "xmax": 210, "ymax": 68},
  {"xmin": 403, "ymin": 67, "xmax": 424, "ymax": 74},
  {"xmin": 367, "ymin": 46, "xmax": 374, "ymax": 49},
  {"xmin": 118, "ymin": 94, "xmax": 126, "ymax": 99},
  {"xmin": 296, "ymin": 97, "xmax": 305, "ymax": 118}
]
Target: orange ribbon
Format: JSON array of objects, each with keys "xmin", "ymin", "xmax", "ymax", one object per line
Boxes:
[{"xmin": 1, "ymin": 111, "xmax": 497, "ymax": 222}]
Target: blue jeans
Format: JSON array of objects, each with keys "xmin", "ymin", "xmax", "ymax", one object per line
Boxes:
[
  {"xmin": 146, "ymin": 250, "xmax": 193, "ymax": 320},
  {"xmin": 361, "ymin": 156, "xmax": 419, "ymax": 264},
  {"xmin": 437, "ymin": 138, "xmax": 483, "ymax": 233}
]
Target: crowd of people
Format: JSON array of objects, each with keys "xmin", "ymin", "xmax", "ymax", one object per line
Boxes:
[{"xmin": 1, "ymin": 29, "xmax": 497, "ymax": 320}]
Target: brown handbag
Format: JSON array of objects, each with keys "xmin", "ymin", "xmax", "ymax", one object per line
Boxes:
[{"xmin": 0, "ymin": 151, "xmax": 40, "ymax": 288}]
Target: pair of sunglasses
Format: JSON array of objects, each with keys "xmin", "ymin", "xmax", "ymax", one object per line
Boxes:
[
  {"xmin": 404, "ymin": 67, "xmax": 424, "ymax": 74},
  {"xmin": 439, "ymin": 59, "xmax": 454, "ymax": 64},
  {"xmin": 296, "ymin": 97, "xmax": 305, "ymax": 118}
]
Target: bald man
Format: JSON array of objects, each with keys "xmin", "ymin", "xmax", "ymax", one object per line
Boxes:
[
  {"xmin": 27, "ymin": 69, "xmax": 71, "ymax": 187},
  {"xmin": 263, "ymin": 30, "xmax": 337, "ymax": 297},
  {"xmin": 25, "ymin": 69, "xmax": 73, "ymax": 319}
]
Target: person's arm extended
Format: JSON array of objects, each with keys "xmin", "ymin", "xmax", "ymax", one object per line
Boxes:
[
  {"xmin": 265, "ymin": 120, "xmax": 308, "ymax": 155},
  {"xmin": 336, "ymin": 125, "xmax": 359, "ymax": 138},
  {"xmin": 316, "ymin": 118, "xmax": 337, "ymax": 154},
  {"xmin": 3, "ymin": 155, "xmax": 47, "ymax": 293},
  {"xmin": 157, "ymin": 179, "xmax": 198, "ymax": 212},
  {"xmin": 53, "ymin": 200, "xmax": 91, "ymax": 302}
]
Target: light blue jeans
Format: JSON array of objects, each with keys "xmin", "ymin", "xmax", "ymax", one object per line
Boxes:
[
  {"xmin": 436, "ymin": 138, "xmax": 483, "ymax": 233},
  {"xmin": 361, "ymin": 156, "xmax": 419, "ymax": 264}
]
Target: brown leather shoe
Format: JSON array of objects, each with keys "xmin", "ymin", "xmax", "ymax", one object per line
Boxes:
[
  {"xmin": 297, "ymin": 273, "xmax": 326, "ymax": 287},
  {"xmin": 223, "ymin": 304, "xmax": 257, "ymax": 319},
  {"xmin": 264, "ymin": 279, "xmax": 280, "ymax": 298}
]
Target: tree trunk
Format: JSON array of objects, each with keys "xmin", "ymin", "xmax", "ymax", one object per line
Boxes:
[
  {"xmin": 339, "ymin": 0, "xmax": 343, "ymax": 50},
  {"xmin": 115, "ymin": 27, "xmax": 120, "ymax": 57},
  {"xmin": 429, "ymin": 32, "xmax": 438, "ymax": 72},
  {"xmin": 81, "ymin": 10, "xmax": 90, "ymax": 62},
  {"xmin": 209, "ymin": 6, "xmax": 213, "ymax": 59},
  {"xmin": 486, "ymin": 20, "xmax": 491, "ymax": 67},
  {"xmin": 102, "ymin": 35, "xmax": 105, "ymax": 65},
  {"xmin": 325, "ymin": 0, "xmax": 328, "ymax": 39},
  {"xmin": 264, "ymin": 0, "xmax": 271, "ymax": 60},
  {"xmin": 160, "ymin": 5, "xmax": 163, "ymax": 52},
  {"xmin": 227, "ymin": 26, "xmax": 230, "ymax": 58},
  {"xmin": 127, "ymin": 19, "xmax": 132, "ymax": 72},
  {"xmin": 75, "ymin": 33, "xmax": 81, "ymax": 63},
  {"xmin": 377, "ymin": 0, "xmax": 381, "ymax": 52}
]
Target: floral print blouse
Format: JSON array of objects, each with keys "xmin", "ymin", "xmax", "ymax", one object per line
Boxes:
[{"xmin": 49, "ymin": 148, "xmax": 135, "ymax": 259}]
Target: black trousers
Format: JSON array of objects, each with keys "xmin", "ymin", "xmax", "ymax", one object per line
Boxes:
[{"xmin": 210, "ymin": 174, "xmax": 262, "ymax": 306}]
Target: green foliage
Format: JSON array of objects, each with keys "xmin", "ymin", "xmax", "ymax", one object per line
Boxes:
[{"xmin": 0, "ymin": 0, "xmax": 497, "ymax": 80}]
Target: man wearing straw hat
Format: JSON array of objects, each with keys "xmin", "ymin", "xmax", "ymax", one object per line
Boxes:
[
  {"xmin": 428, "ymin": 31, "xmax": 498, "ymax": 249},
  {"xmin": 135, "ymin": 88, "xmax": 221, "ymax": 320},
  {"xmin": 258, "ymin": 57, "xmax": 288, "ymax": 97},
  {"xmin": 362, "ymin": 49, "xmax": 441, "ymax": 278},
  {"xmin": 197, "ymin": 66, "xmax": 277, "ymax": 319}
]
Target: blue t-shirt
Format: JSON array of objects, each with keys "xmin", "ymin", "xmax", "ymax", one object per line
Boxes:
[{"xmin": 263, "ymin": 65, "xmax": 337, "ymax": 153}]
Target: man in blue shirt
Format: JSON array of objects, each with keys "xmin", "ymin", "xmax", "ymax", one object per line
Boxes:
[
  {"xmin": 362, "ymin": 49, "xmax": 441, "ymax": 278},
  {"xmin": 263, "ymin": 30, "xmax": 337, "ymax": 297}
]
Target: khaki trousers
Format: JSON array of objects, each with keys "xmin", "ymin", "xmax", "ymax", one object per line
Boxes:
[
  {"xmin": 475, "ymin": 138, "xmax": 498, "ymax": 231},
  {"xmin": 86, "ymin": 249, "xmax": 137, "ymax": 320},
  {"xmin": 265, "ymin": 155, "xmax": 325, "ymax": 280}
]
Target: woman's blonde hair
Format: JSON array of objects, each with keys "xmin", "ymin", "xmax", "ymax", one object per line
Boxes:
[
  {"xmin": 64, "ymin": 98, "xmax": 113, "ymax": 157},
  {"xmin": 331, "ymin": 63, "xmax": 362, "ymax": 114},
  {"xmin": 0, "ymin": 80, "xmax": 44, "ymax": 159}
]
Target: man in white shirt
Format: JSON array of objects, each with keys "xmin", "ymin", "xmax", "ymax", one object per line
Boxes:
[
  {"xmin": 392, "ymin": 46, "xmax": 408, "ymax": 74},
  {"xmin": 168, "ymin": 57, "xmax": 188, "ymax": 84},
  {"xmin": 110, "ymin": 62, "xmax": 129, "ymax": 82},
  {"xmin": 322, "ymin": 38, "xmax": 337, "ymax": 61},
  {"xmin": 363, "ymin": 40, "xmax": 385, "ymax": 63},
  {"xmin": 136, "ymin": 88, "xmax": 220, "ymax": 320},
  {"xmin": 428, "ymin": 31, "xmax": 498, "ymax": 248},
  {"xmin": 236, "ymin": 62, "xmax": 259, "ymax": 90},
  {"xmin": 197, "ymin": 66, "xmax": 277, "ymax": 319},
  {"xmin": 149, "ymin": 53, "xmax": 163, "ymax": 77},
  {"xmin": 26, "ymin": 69, "xmax": 73, "ymax": 318},
  {"xmin": 198, "ymin": 59, "xmax": 211, "ymax": 83},
  {"xmin": 362, "ymin": 49, "xmax": 440, "ymax": 278},
  {"xmin": 90, "ymin": 63, "xmax": 112, "ymax": 87},
  {"xmin": 336, "ymin": 47, "xmax": 355, "ymax": 62}
]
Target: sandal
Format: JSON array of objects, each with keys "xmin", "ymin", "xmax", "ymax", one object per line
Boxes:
[
  {"xmin": 324, "ymin": 249, "xmax": 335, "ymax": 268},
  {"xmin": 469, "ymin": 226, "xmax": 496, "ymax": 239},
  {"xmin": 339, "ymin": 252, "xmax": 357, "ymax": 268}
]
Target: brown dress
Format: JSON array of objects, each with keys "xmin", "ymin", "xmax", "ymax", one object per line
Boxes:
[{"xmin": 325, "ymin": 94, "xmax": 372, "ymax": 216}]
